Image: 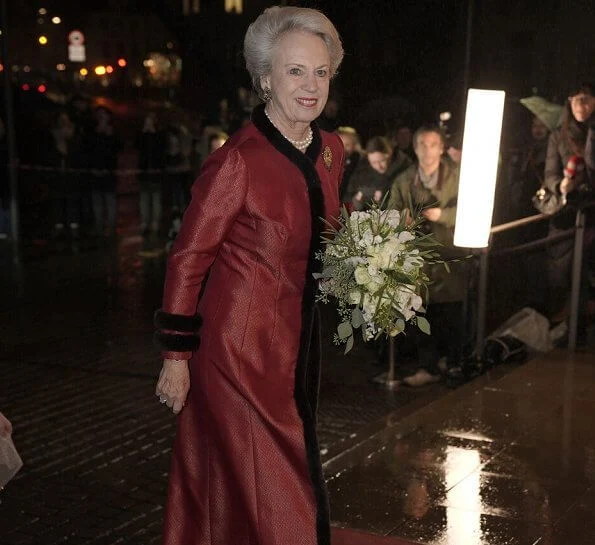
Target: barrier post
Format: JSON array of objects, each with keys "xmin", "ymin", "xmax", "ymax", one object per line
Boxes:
[
  {"xmin": 568, "ymin": 208, "xmax": 585, "ymax": 353},
  {"xmin": 475, "ymin": 248, "xmax": 489, "ymax": 359}
]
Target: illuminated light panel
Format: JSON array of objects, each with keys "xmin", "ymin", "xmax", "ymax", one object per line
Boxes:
[{"xmin": 454, "ymin": 89, "xmax": 505, "ymax": 248}]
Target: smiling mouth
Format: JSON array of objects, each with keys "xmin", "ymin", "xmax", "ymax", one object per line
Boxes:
[{"xmin": 296, "ymin": 98, "xmax": 318, "ymax": 107}]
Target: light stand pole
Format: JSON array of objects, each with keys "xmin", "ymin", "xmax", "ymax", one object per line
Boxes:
[{"xmin": 1, "ymin": 0, "xmax": 21, "ymax": 264}]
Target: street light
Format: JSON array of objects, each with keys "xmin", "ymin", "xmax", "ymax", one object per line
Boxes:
[{"xmin": 38, "ymin": 35, "xmax": 48, "ymax": 45}]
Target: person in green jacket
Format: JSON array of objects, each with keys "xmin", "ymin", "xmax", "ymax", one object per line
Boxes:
[{"xmin": 388, "ymin": 125, "xmax": 469, "ymax": 387}]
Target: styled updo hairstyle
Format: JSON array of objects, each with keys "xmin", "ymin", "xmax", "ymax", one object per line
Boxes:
[{"xmin": 244, "ymin": 6, "xmax": 344, "ymax": 101}]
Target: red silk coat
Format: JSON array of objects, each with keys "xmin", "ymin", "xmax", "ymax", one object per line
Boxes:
[{"xmin": 157, "ymin": 105, "xmax": 344, "ymax": 545}]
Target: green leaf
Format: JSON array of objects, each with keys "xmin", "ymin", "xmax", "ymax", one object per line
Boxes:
[
  {"xmin": 344, "ymin": 335, "xmax": 354, "ymax": 354},
  {"xmin": 417, "ymin": 316, "xmax": 431, "ymax": 335},
  {"xmin": 337, "ymin": 321, "xmax": 353, "ymax": 340},
  {"xmin": 351, "ymin": 307, "xmax": 365, "ymax": 329}
]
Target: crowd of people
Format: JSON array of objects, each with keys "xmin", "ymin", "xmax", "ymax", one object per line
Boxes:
[{"xmin": 0, "ymin": 77, "xmax": 593, "ymax": 383}]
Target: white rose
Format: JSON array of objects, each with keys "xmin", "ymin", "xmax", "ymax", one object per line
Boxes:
[{"xmin": 354, "ymin": 266, "xmax": 372, "ymax": 286}]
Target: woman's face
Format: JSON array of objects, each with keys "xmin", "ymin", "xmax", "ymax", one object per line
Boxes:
[
  {"xmin": 264, "ymin": 30, "xmax": 331, "ymax": 126},
  {"xmin": 569, "ymin": 93, "xmax": 595, "ymax": 123},
  {"xmin": 368, "ymin": 151, "xmax": 390, "ymax": 174}
]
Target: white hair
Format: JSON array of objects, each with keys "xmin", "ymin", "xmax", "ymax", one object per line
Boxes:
[{"xmin": 244, "ymin": 6, "xmax": 344, "ymax": 101}]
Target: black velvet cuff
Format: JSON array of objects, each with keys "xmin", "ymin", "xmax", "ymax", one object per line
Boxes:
[
  {"xmin": 154, "ymin": 309, "xmax": 203, "ymax": 333},
  {"xmin": 153, "ymin": 331, "xmax": 201, "ymax": 352}
]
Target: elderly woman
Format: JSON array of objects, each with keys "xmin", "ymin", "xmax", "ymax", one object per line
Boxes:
[{"xmin": 154, "ymin": 6, "xmax": 344, "ymax": 545}]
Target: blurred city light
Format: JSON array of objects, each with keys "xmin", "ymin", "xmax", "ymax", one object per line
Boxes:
[
  {"xmin": 52, "ymin": 17, "xmax": 62, "ymax": 25},
  {"xmin": 80, "ymin": 68, "xmax": 89, "ymax": 76},
  {"xmin": 0, "ymin": 64, "xmax": 3, "ymax": 72},
  {"xmin": 38, "ymin": 8, "xmax": 47, "ymax": 15},
  {"xmin": 454, "ymin": 89, "xmax": 505, "ymax": 248},
  {"xmin": 39, "ymin": 35, "xmax": 48, "ymax": 45},
  {"xmin": 23, "ymin": 66, "xmax": 31, "ymax": 73},
  {"xmin": 106, "ymin": 65, "xmax": 114, "ymax": 74},
  {"xmin": 95, "ymin": 66, "xmax": 107, "ymax": 76},
  {"xmin": 21, "ymin": 84, "xmax": 30, "ymax": 91},
  {"xmin": 37, "ymin": 84, "xmax": 47, "ymax": 93},
  {"xmin": 56, "ymin": 64, "xmax": 66, "ymax": 71},
  {"xmin": 117, "ymin": 58, "xmax": 127, "ymax": 68}
]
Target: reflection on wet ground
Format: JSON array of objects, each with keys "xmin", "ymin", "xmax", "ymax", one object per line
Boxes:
[{"xmin": 327, "ymin": 351, "xmax": 595, "ymax": 545}]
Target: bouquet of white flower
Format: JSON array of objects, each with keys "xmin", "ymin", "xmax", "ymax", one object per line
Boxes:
[{"xmin": 315, "ymin": 204, "xmax": 447, "ymax": 353}]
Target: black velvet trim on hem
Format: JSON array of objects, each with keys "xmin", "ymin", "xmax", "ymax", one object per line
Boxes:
[
  {"xmin": 154, "ymin": 309, "xmax": 203, "ymax": 333},
  {"xmin": 252, "ymin": 103, "xmax": 330, "ymax": 545},
  {"xmin": 153, "ymin": 331, "xmax": 201, "ymax": 352}
]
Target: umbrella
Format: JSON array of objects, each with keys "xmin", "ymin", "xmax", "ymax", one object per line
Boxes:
[{"xmin": 520, "ymin": 96, "xmax": 563, "ymax": 131}]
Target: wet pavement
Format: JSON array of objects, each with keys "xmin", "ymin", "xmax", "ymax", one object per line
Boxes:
[
  {"xmin": 1, "ymin": 195, "xmax": 594, "ymax": 544},
  {"xmin": 327, "ymin": 350, "xmax": 595, "ymax": 545}
]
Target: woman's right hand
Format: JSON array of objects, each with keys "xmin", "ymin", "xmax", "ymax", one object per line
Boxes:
[
  {"xmin": 155, "ymin": 359, "xmax": 190, "ymax": 415},
  {"xmin": 560, "ymin": 176, "xmax": 576, "ymax": 196}
]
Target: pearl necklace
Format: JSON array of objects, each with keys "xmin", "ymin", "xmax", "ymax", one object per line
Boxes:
[{"xmin": 264, "ymin": 108, "xmax": 313, "ymax": 151}]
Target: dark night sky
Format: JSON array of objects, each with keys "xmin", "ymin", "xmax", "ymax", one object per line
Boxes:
[{"xmin": 5, "ymin": 0, "xmax": 595, "ymax": 128}]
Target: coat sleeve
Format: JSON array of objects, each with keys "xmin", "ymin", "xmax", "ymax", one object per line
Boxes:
[
  {"xmin": 155, "ymin": 146, "xmax": 249, "ymax": 360},
  {"xmin": 388, "ymin": 176, "xmax": 407, "ymax": 211},
  {"xmin": 545, "ymin": 130, "xmax": 564, "ymax": 194}
]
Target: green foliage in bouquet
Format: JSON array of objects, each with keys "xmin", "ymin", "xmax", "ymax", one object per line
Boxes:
[{"xmin": 314, "ymin": 202, "xmax": 451, "ymax": 354}]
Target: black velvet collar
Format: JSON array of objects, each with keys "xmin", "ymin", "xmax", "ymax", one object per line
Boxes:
[{"xmin": 251, "ymin": 103, "xmax": 323, "ymax": 172}]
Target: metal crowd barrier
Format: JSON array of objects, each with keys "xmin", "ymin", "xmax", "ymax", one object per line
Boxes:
[{"xmin": 476, "ymin": 201, "xmax": 595, "ymax": 356}]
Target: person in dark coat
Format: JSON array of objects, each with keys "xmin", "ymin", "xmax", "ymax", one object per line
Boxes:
[
  {"xmin": 89, "ymin": 107, "xmax": 120, "ymax": 237},
  {"xmin": 45, "ymin": 111, "xmax": 78, "ymax": 236},
  {"xmin": 137, "ymin": 112, "xmax": 165, "ymax": 235},
  {"xmin": 544, "ymin": 82, "xmax": 595, "ymax": 335},
  {"xmin": 336, "ymin": 126, "xmax": 362, "ymax": 202},
  {"xmin": 154, "ymin": 7, "xmax": 344, "ymax": 544},
  {"xmin": 346, "ymin": 135, "xmax": 412, "ymax": 210}
]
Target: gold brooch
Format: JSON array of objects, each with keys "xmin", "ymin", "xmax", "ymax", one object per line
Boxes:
[{"xmin": 322, "ymin": 146, "xmax": 333, "ymax": 171}]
